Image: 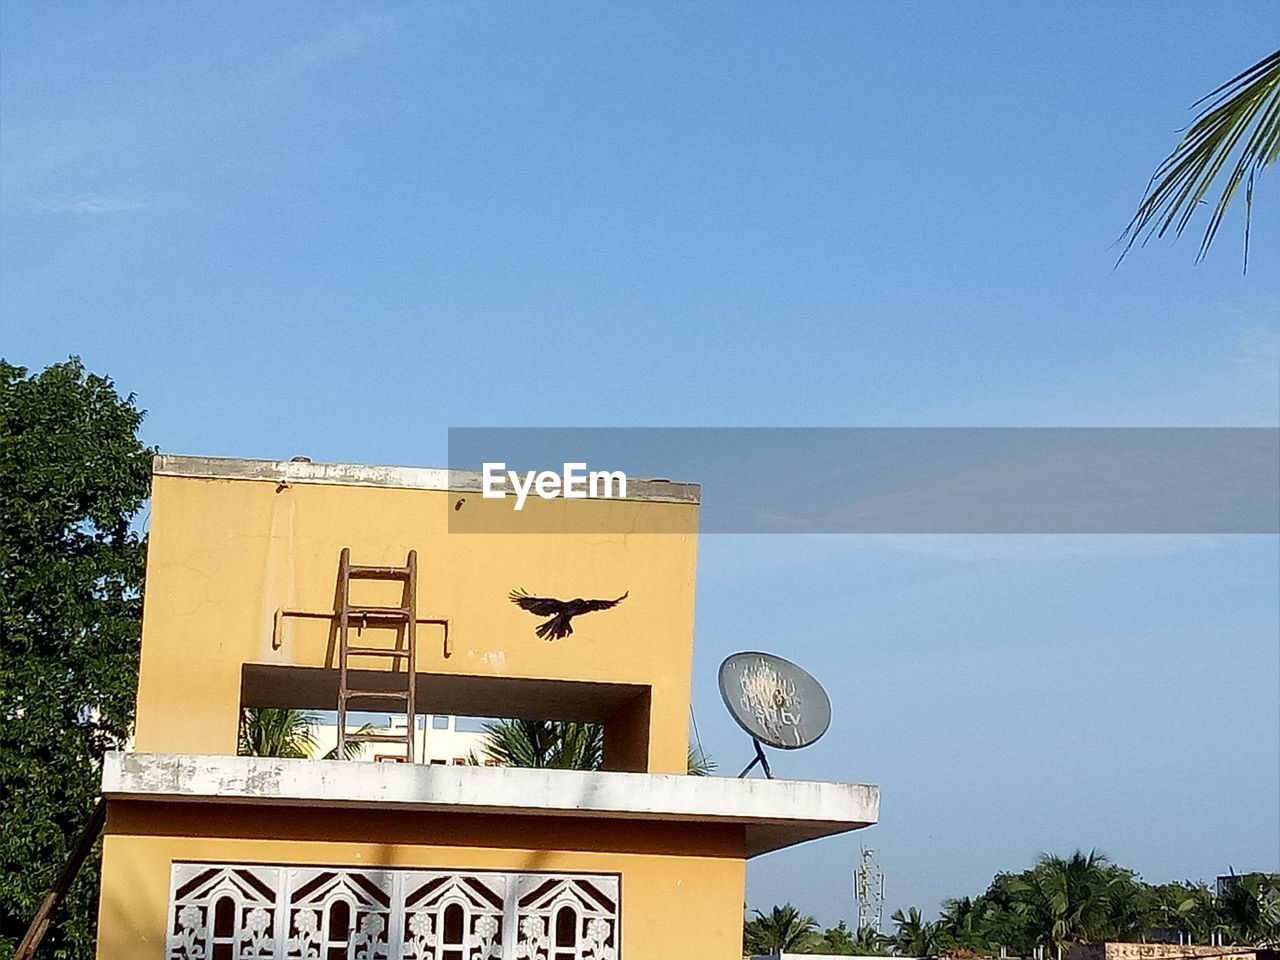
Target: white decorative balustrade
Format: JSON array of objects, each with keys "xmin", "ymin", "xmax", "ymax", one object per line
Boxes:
[{"xmin": 166, "ymin": 862, "xmax": 619, "ymax": 960}]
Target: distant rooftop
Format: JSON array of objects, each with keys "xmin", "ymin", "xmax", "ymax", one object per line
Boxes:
[{"xmin": 153, "ymin": 454, "xmax": 701, "ymax": 504}]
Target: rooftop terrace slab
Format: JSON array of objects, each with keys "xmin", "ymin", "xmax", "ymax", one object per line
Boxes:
[{"xmin": 103, "ymin": 752, "xmax": 877, "ymax": 857}]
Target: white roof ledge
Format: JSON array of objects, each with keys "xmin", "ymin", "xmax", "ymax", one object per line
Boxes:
[
  {"xmin": 103, "ymin": 753, "xmax": 878, "ymax": 858},
  {"xmin": 151, "ymin": 454, "xmax": 700, "ymax": 504}
]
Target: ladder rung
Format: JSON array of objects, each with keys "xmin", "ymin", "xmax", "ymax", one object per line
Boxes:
[
  {"xmin": 345, "ymin": 606, "xmax": 411, "ymax": 621},
  {"xmin": 345, "ymin": 646, "xmax": 411, "ymax": 658},
  {"xmin": 343, "ymin": 689, "xmax": 410, "ymax": 700},
  {"xmin": 347, "ymin": 564, "xmax": 411, "ymax": 581},
  {"xmin": 344, "ymin": 732, "xmax": 412, "ymax": 744}
]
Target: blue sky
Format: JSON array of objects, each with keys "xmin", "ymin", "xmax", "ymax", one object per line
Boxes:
[{"xmin": 2, "ymin": 1, "xmax": 1277, "ymax": 926}]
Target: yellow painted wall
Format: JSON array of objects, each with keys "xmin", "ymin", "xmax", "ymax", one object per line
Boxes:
[
  {"xmin": 134, "ymin": 473, "xmax": 699, "ymax": 772},
  {"xmin": 96, "ymin": 802, "xmax": 746, "ymax": 960}
]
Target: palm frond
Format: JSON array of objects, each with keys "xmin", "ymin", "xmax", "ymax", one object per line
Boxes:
[
  {"xmin": 238, "ymin": 708, "xmax": 319, "ymax": 758},
  {"xmin": 686, "ymin": 744, "xmax": 716, "ymax": 776},
  {"xmin": 1119, "ymin": 47, "xmax": 1280, "ymax": 269},
  {"xmin": 322, "ymin": 722, "xmax": 372, "ymax": 760},
  {"xmin": 744, "ymin": 904, "xmax": 819, "ymax": 954},
  {"xmin": 479, "ymin": 719, "xmax": 604, "ymax": 770}
]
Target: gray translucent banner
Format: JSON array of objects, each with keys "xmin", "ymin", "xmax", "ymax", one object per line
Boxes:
[{"xmin": 446, "ymin": 428, "xmax": 1279, "ymax": 534}]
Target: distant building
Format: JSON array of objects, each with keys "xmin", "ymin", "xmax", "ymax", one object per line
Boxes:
[
  {"xmin": 1213, "ymin": 872, "xmax": 1278, "ymax": 897},
  {"xmin": 311, "ymin": 712, "xmax": 490, "ymax": 765},
  {"xmin": 1067, "ymin": 944, "xmax": 1258, "ymax": 960}
]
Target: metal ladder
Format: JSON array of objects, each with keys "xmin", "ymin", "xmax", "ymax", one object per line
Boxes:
[{"xmin": 336, "ymin": 548, "xmax": 417, "ymax": 762}]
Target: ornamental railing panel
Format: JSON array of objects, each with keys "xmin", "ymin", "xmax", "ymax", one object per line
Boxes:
[{"xmin": 166, "ymin": 862, "xmax": 619, "ymax": 960}]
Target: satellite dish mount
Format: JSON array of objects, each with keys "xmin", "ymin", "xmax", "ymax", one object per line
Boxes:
[
  {"xmin": 738, "ymin": 739, "xmax": 775, "ymax": 779},
  {"xmin": 717, "ymin": 651, "xmax": 832, "ymax": 780}
]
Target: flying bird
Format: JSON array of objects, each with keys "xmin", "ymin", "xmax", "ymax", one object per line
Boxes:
[{"xmin": 508, "ymin": 589, "xmax": 629, "ymax": 640}]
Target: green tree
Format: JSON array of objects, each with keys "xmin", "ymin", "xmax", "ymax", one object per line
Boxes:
[
  {"xmin": 479, "ymin": 719, "xmax": 605, "ymax": 770},
  {"xmin": 1217, "ymin": 873, "xmax": 1280, "ymax": 946},
  {"xmin": 1121, "ymin": 46, "xmax": 1280, "ymax": 268},
  {"xmin": 743, "ymin": 903, "xmax": 818, "ymax": 955},
  {"xmin": 809, "ymin": 919, "xmax": 857, "ymax": 955},
  {"xmin": 1005, "ymin": 850, "xmax": 1123, "ymax": 958},
  {"xmin": 970, "ymin": 874, "xmax": 1040, "ymax": 955},
  {"xmin": 479, "ymin": 719, "xmax": 714, "ymax": 774},
  {"xmin": 1101, "ymin": 872, "xmax": 1154, "ymax": 942},
  {"xmin": 852, "ymin": 922, "xmax": 895, "ymax": 955},
  {"xmin": 1163, "ymin": 881, "xmax": 1221, "ymax": 944},
  {"xmin": 238, "ymin": 708, "xmax": 372, "ymax": 761},
  {"xmin": 1138, "ymin": 881, "xmax": 1205, "ymax": 941},
  {"xmin": 809, "ymin": 920, "xmax": 892, "ymax": 956},
  {"xmin": 238, "ymin": 708, "xmax": 319, "ymax": 758},
  {"xmin": 919, "ymin": 858, "xmax": 1275, "ymax": 956},
  {"xmin": 733, "ymin": 859, "xmax": 1277, "ymax": 960},
  {"xmin": 891, "ymin": 906, "xmax": 942, "ymax": 957},
  {"xmin": 937, "ymin": 895, "xmax": 994, "ymax": 954},
  {"xmin": 687, "ymin": 743, "xmax": 716, "ymax": 777},
  {"xmin": 0, "ymin": 359, "xmax": 152, "ymax": 960}
]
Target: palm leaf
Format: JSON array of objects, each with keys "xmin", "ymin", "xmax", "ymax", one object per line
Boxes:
[
  {"xmin": 1119, "ymin": 47, "xmax": 1280, "ymax": 269},
  {"xmin": 479, "ymin": 719, "xmax": 604, "ymax": 770},
  {"xmin": 686, "ymin": 744, "xmax": 716, "ymax": 776},
  {"xmin": 322, "ymin": 722, "xmax": 372, "ymax": 760},
  {"xmin": 238, "ymin": 708, "xmax": 319, "ymax": 758}
]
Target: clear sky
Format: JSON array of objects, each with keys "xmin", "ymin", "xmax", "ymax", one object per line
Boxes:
[{"xmin": 2, "ymin": 1, "xmax": 1277, "ymax": 927}]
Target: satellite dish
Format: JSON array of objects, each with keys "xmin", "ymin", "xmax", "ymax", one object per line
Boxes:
[{"xmin": 718, "ymin": 651, "xmax": 831, "ymax": 778}]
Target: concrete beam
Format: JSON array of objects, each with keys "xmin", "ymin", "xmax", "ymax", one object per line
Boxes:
[{"xmin": 240, "ymin": 665, "xmax": 652, "ymax": 725}]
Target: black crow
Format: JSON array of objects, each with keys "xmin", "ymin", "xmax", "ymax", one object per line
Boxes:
[{"xmin": 508, "ymin": 589, "xmax": 629, "ymax": 640}]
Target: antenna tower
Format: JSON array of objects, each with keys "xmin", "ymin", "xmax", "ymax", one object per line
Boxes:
[{"xmin": 854, "ymin": 846, "xmax": 885, "ymax": 932}]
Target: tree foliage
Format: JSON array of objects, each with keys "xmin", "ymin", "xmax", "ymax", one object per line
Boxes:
[
  {"xmin": 1004, "ymin": 850, "xmax": 1124, "ymax": 955},
  {"xmin": 1216, "ymin": 872, "xmax": 1280, "ymax": 947},
  {"xmin": 686, "ymin": 743, "xmax": 716, "ymax": 777},
  {"xmin": 238, "ymin": 708, "xmax": 319, "ymax": 759},
  {"xmin": 238, "ymin": 707, "xmax": 368, "ymax": 761},
  {"xmin": 1121, "ymin": 46, "xmax": 1280, "ymax": 269},
  {"xmin": 0, "ymin": 359, "xmax": 152, "ymax": 959},
  {"xmin": 478, "ymin": 719, "xmax": 714, "ymax": 775},
  {"xmin": 922, "ymin": 854, "xmax": 1280, "ymax": 957},
  {"xmin": 892, "ymin": 906, "xmax": 944, "ymax": 957},
  {"xmin": 747, "ymin": 853, "xmax": 1280, "ymax": 957},
  {"xmin": 479, "ymin": 719, "xmax": 605, "ymax": 770},
  {"xmin": 816, "ymin": 920, "xmax": 894, "ymax": 955},
  {"xmin": 744, "ymin": 903, "xmax": 819, "ymax": 955}
]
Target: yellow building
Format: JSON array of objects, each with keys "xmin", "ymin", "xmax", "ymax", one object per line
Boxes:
[{"xmin": 97, "ymin": 454, "xmax": 878, "ymax": 959}]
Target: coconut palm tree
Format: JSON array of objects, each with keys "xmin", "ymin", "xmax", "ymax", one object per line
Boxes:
[
  {"xmin": 1120, "ymin": 46, "xmax": 1280, "ymax": 269},
  {"xmin": 937, "ymin": 895, "xmax": 993, "ymax": 953},
  {"xmin": 479, "ymin": 719, "xmax": 715, "ymax": 774},
  {"xmin": 806, "ymin": 919, "xmax": 892, "ymax": 955},
  {"xmin": 239, "ymin": 708, "xmax": 318, "ymax": 758},
  {"xmin": 687, "ymin": 743, "xmax": 716, "ymax": 777},
  {"xmin": 479, "ymin": 719, "xmax": 605, "ymax": 770},
  {"xmin": 1006, "ymin": 850, "xmax": 1119, "ymax": 958},
  {"xmin": 1102, "ymin": 873, "xmax": 1152, "ymax": 942},
  {"xmin": 851, "ymin": 922, "xmax": 894, "ymax": 956},
  {"xmin": 1217, "ymin": 873, "xmax": 1280, "ymax": 946},
  {"xmin": 976, "ymin": 875, "xmax": 1041, "ymax": 955},
  {"xmin": 743, "ymin": 903, "xmax": 818, "ymax": 955},
  {"xmin": 238, "ymin": 707, "xmax": 366, "ymax": 760},
  {"xmin": 891, "ymin": 906, "xmax": 942, "ymax": 957}
]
